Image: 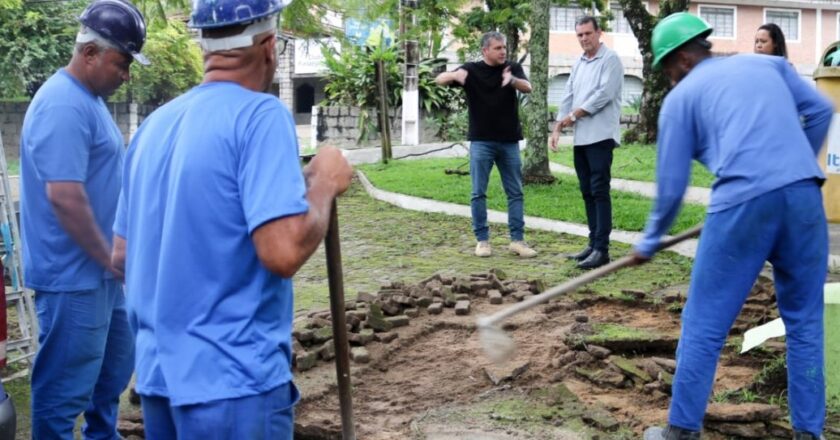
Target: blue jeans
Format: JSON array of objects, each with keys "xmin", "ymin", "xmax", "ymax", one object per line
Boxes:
[
  {"xmin": 669, "ymin": 180, "xmax": 827, "ymax": 436},
  {"xmin": 141, "ymin": 381, "xmax": 300, "ymax": 440},
  {"xmin": 469, "ymin": 141, "xmax": 524, "ymax": 242},
  {"xmin": 31, "ymin": 280, "xmax": 134, "ymax": 440}
]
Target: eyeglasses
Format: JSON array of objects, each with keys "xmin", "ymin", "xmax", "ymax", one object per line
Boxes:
[{"xmin": 276, "ymin": 35, "xmax": 289, "ymax": 57}]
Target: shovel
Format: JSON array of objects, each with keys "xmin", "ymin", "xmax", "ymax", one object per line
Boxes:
[{"xmin": 477, "ymin": 224, "xmax": 703, "ymax": 363}]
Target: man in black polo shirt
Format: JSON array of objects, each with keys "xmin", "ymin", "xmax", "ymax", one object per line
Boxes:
[{"xmin": 435, "ymin": 31, "xmax": 536, "ymax": 258}]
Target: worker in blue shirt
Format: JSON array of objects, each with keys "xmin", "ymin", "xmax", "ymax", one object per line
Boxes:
[
  {"xmin": 20, "ymin": 1, "xmax": 149, "ymax": 437},
  {"xmin": 111, "ymin": 0, "xmax": 353, "ymax": 437},
  {"xmin": 636, "ymin": 13, "xmax": 834, "ymax": 440}
]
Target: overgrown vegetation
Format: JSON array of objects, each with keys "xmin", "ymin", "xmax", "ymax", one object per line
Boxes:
[
  {"xmin": 0, "ymin": 0, "xmax": 86, "ymax": 98},
  {"xmin": 112, "ymin": 19, "xmax": 203, "ymax": 105}
]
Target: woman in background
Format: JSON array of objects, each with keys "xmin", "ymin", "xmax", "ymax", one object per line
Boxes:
[{"xmin": 755, "ymin": 23, "xmax": 788, "ymax": 58}]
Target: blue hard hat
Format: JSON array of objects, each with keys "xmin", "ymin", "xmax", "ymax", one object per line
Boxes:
[
  {"xmin": 79, "ymin": 0, "xmax": 149, "ymax": 65},
  {"xmin": 189, "ymin": 0, "xmax": 291, "ymax": 29}
]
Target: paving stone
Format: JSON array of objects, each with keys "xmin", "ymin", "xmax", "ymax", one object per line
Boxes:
[
  {"xmin": 574, "ymin": 314, "xmax": 589, "ymax": 323},
  {"xmin": 350, "ymin": 347, "xmax": 370, "ymax": 364},
  {"xmin": 366, "ymin": 303, "xmax": 394, "ymax": 332},
  {"xmin": 454, "ymin": 293, "xmax": 471, "ymax": 301},
  {"xmin": 311, "ymin": 326, "xmax": 333, "ymax": 343},
  {"xmin": 292, "ymin": 338, "xmax": 304, "ymax": 353},
  {"xmin": 585, "ymin": 345, "xmax": 611, "ymax": 359},
  {"xmin": 511, "ymin": 290, "xmax": 531, "ymax": 301},
  {"xmin": 348, "ymin": 329, "xmax": 375, "ymax": 346},
  {"xmin": 452, "ymin": 278, "xmax": 473, "ymax": 293},
  {"xmin": 651, "ymin": 357, "xmax": 676, "ymax": 373},
  {"xmin": 393, "ymin": 294, "xmax": 413, "ymax": 305},
  {"xmin": 318, "ymin": 339, "xmax": 335, "ymax": 361},
  {"xmin": 488, "ymin": 290, "xmax": 503, "ymax": 304},
  {"xmin": 304, "ymin": 317, "xmax": 329, "ymax": 328},
  {"xmin": 345, "ymin": 314, "xmax": 361, "ymax": 331},
  {"xmin": 356, "ymin": 292, "xmax": 376, "ymax": 303},
  {"xmin": 454, "ymin": 300, "xmax": 471, "ymax": 315},
  {"xmin": 704, "ymin": 403, "xmax": 784, "ymax": 423},
  {"xmin": 484, "ymin": 361, "xmax": 530, "ymax": 385},
  {"xmin": 609, "ymin": 356, "xmax": 652, "ymax": 383},
  {"xmin": 529, "ymin": 278, "xmax": 547, "ymax": 293},
  {"xmin": 443, "ymin": 290, "xmax": 457, "ymax": 307},
  {"xmin": 582, "ymin": 407, "xmax": 620, "ymax": 431},
  {"xmin": 374, "ymin": 332, "xmax": 398, "ymax": 343},
  {"xmin": 707, "ymin": 422, "xmax": 767, "ymax": 438},
  {"xmin": 380, "ymin": 299, "xmax": 402, "ymax": 316},
  {"xmin": 489, "ymin": 268, "xmax": 507, "ymax": 280},
  {"xmin": 575, "ymin": 367, "xmax": 626, "ymax": 387},
  {"xmin": 347, "ymin": 310, "xmax": 367, "ymax": 321},
  {"xmin": 404, "ymin": 308, "xmax": 420, "ymax": 318},
  {"xmin": 415, "ymin": 296, "xmax": 433, "ymax": 308},
  {"xmin": 296, "ymin": 351, "xmax": 318, "ymax": 371},
  {"xmin": 385, "ymin": 315, "xmax": 410, "ymax": 327},
  {"xmin": 428, "ymin": 303, "xmax": 443, "ymax": 315}
]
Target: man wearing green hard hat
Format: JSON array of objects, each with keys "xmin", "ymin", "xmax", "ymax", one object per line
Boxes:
[{"xmin": 632, "ymin": 12, "xmax": 835, "ymax": 440}]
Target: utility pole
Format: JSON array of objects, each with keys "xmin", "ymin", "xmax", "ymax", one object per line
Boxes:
[{"xmin": 401, "ymin": 0, "xmax": 420, "ymax": 146}]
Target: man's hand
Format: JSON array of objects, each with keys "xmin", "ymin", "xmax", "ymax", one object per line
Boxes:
[
  {"xmin": 502, "ymin": 66, "xmax": 514, "ymax": 87},
  {"xmin": 305, "ymin": 146, "xmax": 353, "ymax": 197},
  {"xmin": 549, "ymin": 127, "xmax": 561, "ymax": 152},
  {"xmin": 436, "ymin": 68, "xmax": 468, "ymax": 86},
  {"xmin": 629, "ymin": 250, "xmax": 651, "ymax": 266}
]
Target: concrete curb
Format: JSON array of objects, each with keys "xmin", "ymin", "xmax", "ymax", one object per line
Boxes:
[{"xmin": 355, "ymin": 170, "xmax": 700, "ymax": 259}]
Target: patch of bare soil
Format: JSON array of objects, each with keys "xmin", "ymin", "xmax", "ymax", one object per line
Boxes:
[{"xmin": 291, "ymin": 272, "xmax": 801, "ymax": 440}]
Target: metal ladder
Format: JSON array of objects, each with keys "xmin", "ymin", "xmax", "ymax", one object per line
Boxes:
[{"xmin": 0, "ymin": 128, "xmax": 38, "ymax": 367}]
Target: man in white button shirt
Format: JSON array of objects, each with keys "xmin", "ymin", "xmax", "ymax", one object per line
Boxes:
[{"xmin": 550, "ymin": 15, "xmax": 624, "ymax": 269}]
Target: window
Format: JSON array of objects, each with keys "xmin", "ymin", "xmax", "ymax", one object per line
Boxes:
[
  {"xmin": 837, "ymin": 12, "xmax": 840, "ymax": 40},
  {"xmin": 765, "ymin": 9, "xmax": 800, "ymax": 41},
  {"xmin": 698, "ymin": 6, "xmax": 735, "ymax": 38},
  {"xmin": 550, "ymin": 5, "xmax": 586, "ymax": 32},
  {"xmin": 610, "ymin": 3, "xmax": 632, "ymax": 34}
]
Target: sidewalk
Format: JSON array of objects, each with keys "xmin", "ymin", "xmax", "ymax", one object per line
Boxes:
[{"xmin": 348, "ymin": 141, "xmax": 840, "ymax": 268}]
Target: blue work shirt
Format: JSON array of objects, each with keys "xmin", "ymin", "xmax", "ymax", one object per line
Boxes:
[
  {"xmin": 20, "ymin": 69, "xmax": 123, "ymax": 291},
  {"xmin": 114, "ymin": 82, "xmax": 308, "ymax": 406},
  {"xmin": 636, "ymin": 54, "xmax": 834, "ymax": 256}
]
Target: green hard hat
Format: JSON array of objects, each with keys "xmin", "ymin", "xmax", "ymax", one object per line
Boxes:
[
  {"xmin": 652, "ymin": 12, "xmax": 713, "ymax": 69},
  {"xmin": 827, "ymin": 49, "xmax": 840, "ymax": 67}
]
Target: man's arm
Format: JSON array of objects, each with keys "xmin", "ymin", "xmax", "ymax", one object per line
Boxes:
[
  {"xmin": 633, "ymin": 110, "xmax": 694, "ymax": 260},
  {"xmin": 577, "ymin": 54, "xmax": 624, "ymax": 117},
  {"xmin": 435, "ymin": 68, "xmax": 468, "ymax": 86},
  {"xmin": 781, "ymin": 60, "xmax": 835, "ymax": 154},
  {"xmin": 111, "ymin": 235, "xmax": 125, "ymax": 281},
  {"xmin": 47, "ymin": 181, "xmax": 118, "ymax": 276},
  {"xmin": 251, "ymin": 147, "xmax": 352, "ymax": 278}
]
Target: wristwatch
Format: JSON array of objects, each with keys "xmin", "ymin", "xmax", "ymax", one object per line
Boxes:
[{"xmin": 569, "ymin": 112, "xmax": 577, "ymax": 122}]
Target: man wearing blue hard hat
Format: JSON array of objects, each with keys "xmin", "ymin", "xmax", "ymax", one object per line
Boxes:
[
  {"xmin": 633, "ymin": 12, "xmax": 834, "ymax": 440},
  {"xmin": 112, "ymin": 0, "xmax": 352, "ymax": 437},
  {"xmin": 19, "ymin": 0, "xmax": 148, "ymax": 438}
]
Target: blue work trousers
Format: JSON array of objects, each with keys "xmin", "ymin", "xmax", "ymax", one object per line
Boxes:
[
  {"xmin": 31, "ymin": 280, "xmax": 134, "ymax": 440},
  {"xmin": 669, "ymin": 179, "xmax": 827, "ymax": 436},
  {"xmin": 469, "ymin": 141, "xmax": 525, "ymax": 242},
  {"xmin": 140, "ymin": 381, "xmax": 299, "ymax": 440}
]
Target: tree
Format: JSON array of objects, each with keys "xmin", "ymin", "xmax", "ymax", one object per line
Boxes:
[
  {"xmin": 452, "ymin": 0, "xmax": 530, "ymax": 62},
  {"xmin": 619, "ymin": 0, "xmax": 689, "ymax": 142},
  {"xmin": 112, "ymin": 19, "xmax": 203, "ymax": 105},
  {"xmin": 521, "ymin": 0, "xmax": 553, "ymax": 184},
  {"xmin": 0, "ymin": 0, "xmax": 87, "ymax": 98}
]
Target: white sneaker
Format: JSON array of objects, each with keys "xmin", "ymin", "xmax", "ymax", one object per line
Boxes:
[
  {"xmin": 509, "ymin": 241, "xmax": 537, "ymax": 258},
  {"xmin": 475, "ymin": 241, "xmax": 492, "ymax": 257}
]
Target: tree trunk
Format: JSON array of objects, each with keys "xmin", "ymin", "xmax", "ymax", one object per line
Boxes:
[
  {"xmin": 619, "ymin": 0, "xmax": 690, "ymax": 143},
  {"xmin": 521, "ymin": 0, "xmax": 554, "ymax": 184}
]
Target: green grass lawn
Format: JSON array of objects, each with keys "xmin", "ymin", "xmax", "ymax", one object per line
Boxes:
[
  {"xmin": 358, "ymin": 157, "xmax": 706, "ymax": 235},
  {"xmin": 294, "ymin": 180, "xmax": 695, "ymax": 311},
  {"xmin": 549, "ymin": 143, "xmax": 716, "ymax": 188}
]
